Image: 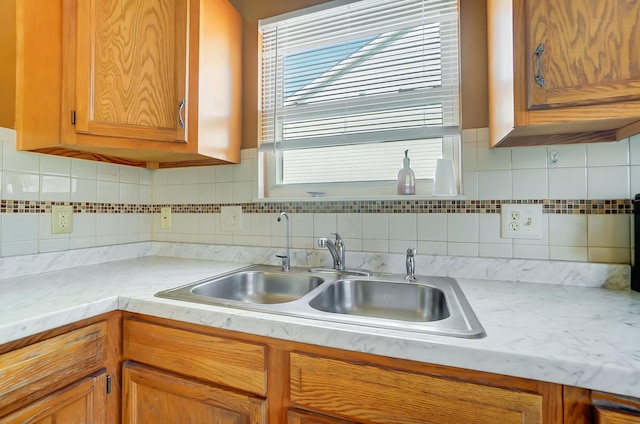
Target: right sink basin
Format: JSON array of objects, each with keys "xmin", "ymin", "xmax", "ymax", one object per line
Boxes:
[{"xmin": 309, "ymin": 279, "xmax": 450, "ymax": 322}]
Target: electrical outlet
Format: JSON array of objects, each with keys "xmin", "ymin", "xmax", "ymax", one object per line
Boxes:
[
  {"xmin": 51, "ymin": 205, "xmax": 73, "ymax": 234},
  {"xmin": 501, "ymin": 204, "xmax": 543, "ymax": 239},
  {"xmin": 221, "ymin": 206, "xmax": 243, "ymax": 231},
  {"xmin": 160, "ymin": 207, "xmax": 172, "ymax": 229}
]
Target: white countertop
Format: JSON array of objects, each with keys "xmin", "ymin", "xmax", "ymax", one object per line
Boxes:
[{"xmin": 1, "ymin": 255, "xmax": 639, "ymax": 398}]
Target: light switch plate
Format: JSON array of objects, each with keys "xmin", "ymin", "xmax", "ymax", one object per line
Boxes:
[
  {"xmin": 500, "ymin": 203, "xmax": 543, "ymax": 239},
  {"xmin": 221, "ymin": 206, "xmax": 243, "ymax": 231}
]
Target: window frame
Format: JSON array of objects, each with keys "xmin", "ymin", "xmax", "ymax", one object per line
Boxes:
[{"xmin": 257, "ymin": 0, "xmax": 462, "ymax": 200}]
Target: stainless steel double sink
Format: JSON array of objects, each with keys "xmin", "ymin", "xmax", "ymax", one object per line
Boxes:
[{"xmin": 155, "ymin": 265, "xmax": 485, "ymax": 338}]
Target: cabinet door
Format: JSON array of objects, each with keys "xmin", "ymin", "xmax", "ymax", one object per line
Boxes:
[
  {"xmin": 527, "ymin": 0, "xmax": 640, "ymax": 109},
  {"xmin": 122, "ymin": 362, "xmax": 266, "ymax": 423},
  {"xmin": 0, "ymin": 372, "xmax": 107, "ymax": 424},
  {"xmin": 75, "ymin": 0, "xmax": 188, "ymax": 143}
]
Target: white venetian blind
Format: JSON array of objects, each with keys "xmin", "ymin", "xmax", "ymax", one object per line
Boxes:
[{"xmin": 259, "ymin": 0, "xmax": 460, "ymax": 184}]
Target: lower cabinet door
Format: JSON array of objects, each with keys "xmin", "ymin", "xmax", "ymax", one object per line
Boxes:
[
  {"xmin": 288, "ymin": 409, "xmax": 359, "ymax": 424},
  {"xmin": 0, "ymin": 371, "xmax": 107, "ymax": 424},
  {"xmin": 122, "ymin": 362, "xmax": 266, "ymax": 423}
]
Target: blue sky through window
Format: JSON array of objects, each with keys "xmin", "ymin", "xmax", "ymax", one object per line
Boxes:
[{"xmin": 283, "ymin": 36, "xmax": 375, "ymax": 100}]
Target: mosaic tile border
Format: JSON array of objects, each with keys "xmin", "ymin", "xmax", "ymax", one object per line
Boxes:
[{"xmin": 0, "ymin": 199, "xmax": 633, "ymax": 214}]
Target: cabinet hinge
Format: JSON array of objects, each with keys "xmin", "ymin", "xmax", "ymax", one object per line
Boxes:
[
  {"xmin": 106, "ymin": 375, "xmax": 112, "ymax": 394},
  {"xmin": 71, "ymin": 110, "xmax": 76, "ymax": 125}
]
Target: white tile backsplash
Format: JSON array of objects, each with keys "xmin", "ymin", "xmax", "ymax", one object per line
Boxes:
[
  {"xmin": 549, "ymin": 214, "xmax": 588, "ymax": 247},
  {"xmin": 477, "ymin": 142, "xmax": 511, "ymax": 170},
  {"xmin": 41, "ymin": 155, "xmax": 71, "ymax": 176},
  {"xmin": 587, "ymin": 166, "xmax": 630, "ymax": 199},
  {"xmin": 388, "ymin": 214, "xmax": 416, "ymax": 241},
  {"xmin": 548, "ymin": 168, "xmax": 587, "ymax": 198},
  {"xmin": 447, "ymin": 214, "xmax": 478, "ymax": 243},
  {"xmin": 512, "ymin": 169, "xmax": 548, "ymax": 199},
  {"xmin": 3, "ymin": 172, "xmax": 39, "ymax": 200},
  {"xmin": 478, "ymin": 170, "xmax": 511, "ymax": 198},
  {"xmin": 40, "ymin": 176, "xmax": 71, "ymax": 201},
  {"xmin": 337, "ymin": 213, "xmax": 363, "ymax": 239},
  {"xmin": 587, "ymin": 139, "xmax": 629, "ymax": 167},
  {"xmin": 417, "ymin": 214, "xmax": 447, "ymax": 241},
  {"xmin": 0, "ymin": 127, "xmax": 636, "ymax": 265},
  {"xmin": 548, "ymin": 144, "xmax": 587, "ymax": 168},
  {"xmin": 512, "ymin": 147, "xmax": 548, "ymax": 169}
]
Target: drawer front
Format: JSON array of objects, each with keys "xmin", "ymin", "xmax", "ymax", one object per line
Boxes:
[
  {"xmin": 123, "ymin": 319, "xmax": 267, "ymax": 395},
  {"xmin": 290, "ymin": 352, "xmax": 543, "ymax": 424},
  {"xmin": 0, "ymin": 322, "xmax": 107, "ymax": 410}
]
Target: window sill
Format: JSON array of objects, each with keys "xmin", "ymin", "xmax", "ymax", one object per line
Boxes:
[{"xmin": 253, "ymin": 194, "xmax": 468, "ymax": 203}]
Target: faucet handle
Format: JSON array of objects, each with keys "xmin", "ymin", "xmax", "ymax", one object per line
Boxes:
[
  {"xmin": 331, "ymin": 232, "xmax": 343, "ymax": 243},
  {"xmin": 276, "ymin": 254, "xmax": 290, "ymax": 272},
  {"xmin": 407, "ymin": 247, "xmax": 416, "ymax": 256}
]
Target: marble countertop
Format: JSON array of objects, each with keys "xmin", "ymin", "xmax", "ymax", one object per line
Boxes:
[{"xmin": 1, "ymin": 254, "xmax": 639, "ymax": 398}]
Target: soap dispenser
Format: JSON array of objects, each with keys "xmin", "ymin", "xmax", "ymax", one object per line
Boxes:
[{"xmin": 397, "ymin": 150, "xmax": 416, "ymax": 195}]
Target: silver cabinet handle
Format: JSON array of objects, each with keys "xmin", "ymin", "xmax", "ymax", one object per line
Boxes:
[
  {"xmin": 178, "ymin": 99, "xmax": 185, "ymax": 129},
  {"xmin": 534, "ymin": 42, "xmax": 545, "ymax": 87}
]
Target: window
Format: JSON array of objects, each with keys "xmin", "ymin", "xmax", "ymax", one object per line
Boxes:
[{"xmin": 259, "ymin": 0, "xmax": 460, "ymax": 198}]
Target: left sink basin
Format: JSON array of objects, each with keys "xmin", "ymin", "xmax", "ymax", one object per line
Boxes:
[{"xmin": 156, "ymin": 265, "xmax": 325, "ymax": 305}]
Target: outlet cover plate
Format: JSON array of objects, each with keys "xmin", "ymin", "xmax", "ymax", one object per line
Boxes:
[
  {"xmin": 500, "ymin": 203, "xmax": 543, "ymax": 239},
  {"xmin": 160, "ymin": 207, "xmax": 172, "ymax": 229},
  {"xmin": 51, "ymin": 205, "xmax": 73, "ymax": 234},
  {"xmin": 221, "ymin": 206, "xmax": 243, "ymax": 231}
]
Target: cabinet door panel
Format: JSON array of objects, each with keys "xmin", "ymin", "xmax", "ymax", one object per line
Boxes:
[
  {"xmin": 122, "ymin": 362, "xmax": 266, "ymax": 424},
  {"xmin": 527, "ymin": 0, "xmax": 640, "ymax": 109},
  {"xmin": 76, "ymin": 0, "xmax": 188, "ymax": 142},
  {"xmin": 0, "ymin": 372, "xmax": 106, "ymax": 424}
]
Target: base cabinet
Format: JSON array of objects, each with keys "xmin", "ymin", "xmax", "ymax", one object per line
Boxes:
[
  {"xmin": 122, "ymin": 315, "xmax": 563, "ymax": 423},
  {"xmin": 122, "ymin": 362, "xmax": 266, "ymax": 423}
]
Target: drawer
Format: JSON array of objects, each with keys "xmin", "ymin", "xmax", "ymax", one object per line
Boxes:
[
  {"xmin": 0, "ymin": 322, "xmax": 107, "ymax": 412},
  {"xmin": 123, "ymin": 319, "xmax": 267, "ymax": 395},
  {"xmin": 290, "ymin": 352, "xmax": 543, "ymax": 424}
]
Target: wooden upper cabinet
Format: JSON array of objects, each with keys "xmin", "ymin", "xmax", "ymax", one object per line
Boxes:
[
  {"xmin": 526, "ymin": 1, "xmax": 640, "ymax": 110},
  {"xmin": 487, "ymin": 0, "xmax": 640, "ymax": 147},
  {"xmin": 16, "ymin": 0, "xmax": 242, "ymax": 168},
  {"xmin": 75, "ymin": 0, "xmax": 188, "ymax": 143}
]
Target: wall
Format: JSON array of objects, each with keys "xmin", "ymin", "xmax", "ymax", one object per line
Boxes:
[
  {"xmin": 0, "ymin": 0, "xmax": 635, "ymax": 266},
  {"xmin": 0, "ymin": 128, "xmax": 151, "ymax": 257},
  {"xmin": 0, "ymin": 125, "xmax": 636, "ymax": 263},
  {"xmin": 150, "ymin": 129, "xmax": 637, "ymax": 264}
]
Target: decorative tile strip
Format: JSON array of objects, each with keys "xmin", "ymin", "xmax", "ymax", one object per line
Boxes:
[{"xmin": 0, "ymin": 199, "xmax": 633, "ymax": 214}]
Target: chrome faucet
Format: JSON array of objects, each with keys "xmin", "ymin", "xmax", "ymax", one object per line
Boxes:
[
  {"xmin": 276, "ymin": 212, "xmax": 291, "ymax": 272},
  {"xmin": 405, "ymin": 247, "xmax": 417, "ymax": 282},
  {"xmin": 318, "ymin": 232, "xmax": 345, "ymax": 271}
]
